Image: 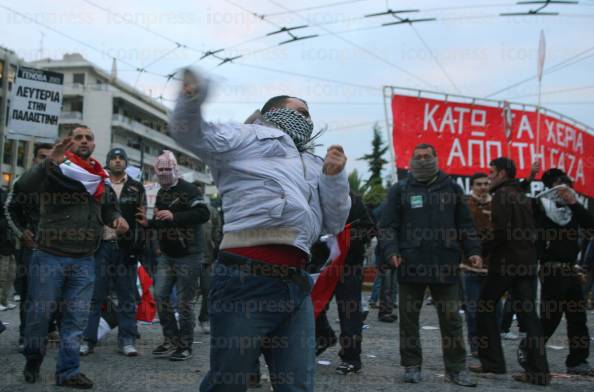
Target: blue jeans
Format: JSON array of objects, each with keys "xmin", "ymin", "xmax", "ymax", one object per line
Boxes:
[
  {"xmin": 24, "ymin": 250, "xmax": 95, "ymax": 382},
  {"xmin": 463, "ymin": 272, "xmax": 501, "ymax": 353},
  {"xmin": 200, "ymin": 262, "xmax": 315, "ymax": 392},
  {"xmin": 83, "ymin": 241, "xmax": 138, "ymax": 347},
  {"xmin": 369, "ymin": 273, "xmax": 381, "ymax": 303}
]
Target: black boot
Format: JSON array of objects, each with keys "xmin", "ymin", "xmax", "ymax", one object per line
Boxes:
[{"xmin": 23, "ymin": 358, "xmax": 42, "ymax": 383}]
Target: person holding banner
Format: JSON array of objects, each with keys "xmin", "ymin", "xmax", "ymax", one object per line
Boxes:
[
  {"xmin": 169, "ymin": 68, "xmax": 350, "ymax": 392},
  {"xmin": 471, "ymin": 157, "xmax": 550, "ymax": 386},
  {"xmin": 19, "ymin": 127, "xmax": 128, "ymax": 389},
  {"xmin": 80, "ymin": 147, "xmax": 146, "ymax": 358},
  {"xmin": 533, "ymin": 169, "xmax": 594, "ymax": 376},
  {"xmin": 379, "ymin": 143, "xmax": 481, "ymax": 387}
]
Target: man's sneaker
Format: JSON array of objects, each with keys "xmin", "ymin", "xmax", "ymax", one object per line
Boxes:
[
  {"xmin": 336, "ymin": 361, "xmax": 362, "ymax": 375},
  {"xmin": 500, "ymin": 331, "xmax": 518, "ymax": 340},
  {"xmin": 0, "ymin": 304, "xmax": 7, "ymax": 311},
  {"xmin": 512, "ymin": 372, "xmax": 551, "ymax": 386},
  {"xmin": 315, "ymin": 334, "xmax": 337, "ymax": 356},
  {"xmin": 567, "ymin": 362, "xmax": 594, "ymax": 376},
  {"xmin": 56, "ymin": 372, "xmax": 94, "ymax": 389},
  {"xmin": 468, "ymin": 365, "xmax": 505, "ymax": 375},
  {"xmin": 4, "ymin": 302, "xmax": 16, "ymax": 310},
  {"xmin": 169, "ymin": 347, "xmax": 192, "ymax": 361},
  {"xmin": 446, "ymin": 371, "xmax": 477, "ymax": 387},
  {"xmin": 13, "ymin": 294, "xmax": 21, "ymax": 302},
  {"xmin": 404, "ymin": 366, "xmax": 422, "ymax": 383},
  {"xmin": 79, "ymin": 342, "xmax": 93, "ymax": 356},
  {"xmin": 378, "ymin": 314, "xmax": 397, "ymax": 323},
  {"xmin": 119, "ymin": 345, "xmax": 139, "ymax": 357},
  {"xmin": 23, "ymin": 359, "xmax": 42, "ymax": 383},
  {"xmin": 199, "ymin": 321, "xmax": 210, "ymax": 334},
  {"xmin": 152, "ymin": 341, "xmax": 177, "ymax": 357}
]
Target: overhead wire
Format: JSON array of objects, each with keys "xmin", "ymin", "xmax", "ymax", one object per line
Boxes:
[
  {"xmin": 264, "ymin": 0, "xmax": 442, "ymax": 90},
  {"xmin": 485, "ymin": 45, "xmax": 594, "ymax": 98}
]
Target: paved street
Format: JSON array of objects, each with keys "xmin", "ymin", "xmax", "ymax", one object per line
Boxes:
[{"xmin": 1, "ymin": 296, "xmax": 593, "ymax": 392}]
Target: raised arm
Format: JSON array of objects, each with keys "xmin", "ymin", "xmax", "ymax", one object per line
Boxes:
[
  {"xmin": 169, "ymin": 68, "xmax": 244, "ymax": 162},
  {"xmin": 318, "ymin": 145, "xmax": 350, "ymax": 235}
]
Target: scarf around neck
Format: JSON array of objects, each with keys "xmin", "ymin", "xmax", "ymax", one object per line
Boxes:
[
  {"xmin": 410, "ymin": 156, "xmax": 439, "ymax": 182},
  {"xmin": 60, "ymin": 151, "xmax": 109, "ymax": 200},
  {"xmin": 262, "ymin": 107, "xmax": 314, "ymax": 151},
  {"xmin": 538, "ymin": 185, "xmax": 575, "ymax": 226}
]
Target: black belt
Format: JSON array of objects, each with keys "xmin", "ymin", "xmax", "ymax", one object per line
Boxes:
[{"xmin": 218, "ymin": 251, "xmax": 310, "ymax": 291}]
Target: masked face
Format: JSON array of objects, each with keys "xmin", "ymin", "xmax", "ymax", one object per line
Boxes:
[
  {"xmin": 156, "ymin": 167, "xmax": 175, "ymax": 187},
  {"xmin": 262, "ymin": 107, "xmax": 314, "ymax": 151},
  {"xmin": 409, "ymin": 148, "xmax": 439, "ymax": 182},
  {"xmin": 154, "ymin": 151, "xmax": 178, "ymax": 188}
]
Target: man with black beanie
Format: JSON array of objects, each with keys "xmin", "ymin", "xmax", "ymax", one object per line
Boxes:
[{"xmin": 81, "ymin": 147, "xmax": 146, "ymax": 357}]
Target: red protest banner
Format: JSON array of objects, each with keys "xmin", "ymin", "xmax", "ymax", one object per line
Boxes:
[{"xmin": 391, "ymin": 94, "xmax": 594, "ymax": 198}]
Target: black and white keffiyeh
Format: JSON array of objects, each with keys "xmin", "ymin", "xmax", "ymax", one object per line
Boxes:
[{"xmin": 262, "ymin": 107, "xmax": 314, "ymax": 151}]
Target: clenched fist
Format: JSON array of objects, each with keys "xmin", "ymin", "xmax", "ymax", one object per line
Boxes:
[{"xmin": 323, "ymin": 145, "xmax": 347, "ymax": 176}]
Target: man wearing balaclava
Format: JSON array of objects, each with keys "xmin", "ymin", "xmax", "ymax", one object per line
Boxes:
[
  {"xmin": 136, "ymin": 150, "xmax": 210, "ymax": 361},
  {"xmin": 379, "ymin": 143, "xmax": 482, "ymax": 387},
  {"xmin": 533, "ymin": 169, "xmax": 594, "ymax": 376},
  {"xmin": 168, "ymin": 69, "xmax": 350, "ymax": 391}
]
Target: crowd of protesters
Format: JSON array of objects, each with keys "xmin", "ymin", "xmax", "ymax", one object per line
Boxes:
[{"xmin": 0, "ymin": 67, "xmax": 592, "ymax": 391}]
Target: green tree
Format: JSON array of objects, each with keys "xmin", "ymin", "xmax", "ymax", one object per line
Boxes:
[
  {"xmin": 358, "ymin": 123, "xmax": 388, "ymax": 189},
  {"xmin": 348, "ymin": 169, "xmax": 365, "ymax": 196}
]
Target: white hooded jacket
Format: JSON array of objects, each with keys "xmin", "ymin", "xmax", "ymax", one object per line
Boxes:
[{"xmin": 169, "ymin": 69, "xmax": 351, "ymax": 256}]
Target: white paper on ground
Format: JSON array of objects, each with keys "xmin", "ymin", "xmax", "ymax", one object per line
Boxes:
[
  {"xmin": 317, "ymin": 360, "xmax": 331, "ymax": 366},
  {"xmin": 422, "ymin": 326, "xmax": 439, "ymax": 330},
  {"xmin": 546, "ymin": 345, "xmax": 565, "ymax": 350}
]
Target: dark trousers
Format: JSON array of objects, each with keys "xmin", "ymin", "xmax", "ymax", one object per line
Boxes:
[
  {"xmin": 541, "ymin": 265, "xmax": 590, "ymax": 368},
  {"xmin": 197, "ymin": 263, "xmax": 211, "ymax": 323},
  {"xmin": 399, "ymin": 282, "xmax": 466, "ymax": 372},
  {"xmin": 315, "ymin": 264, "xmax": 363, "ymax": 363},
  {"xmin": 379, "ymin": 267, "xmax": 398, "ymax": 317},
  {"xmin": 477, "ymin": 273, "xmax": 549, "ymax": 380}
]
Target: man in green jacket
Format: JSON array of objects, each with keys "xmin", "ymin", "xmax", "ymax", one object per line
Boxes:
[{"xmin": 20, "ymin": 127, "xmax": 128, "ymax": 389}]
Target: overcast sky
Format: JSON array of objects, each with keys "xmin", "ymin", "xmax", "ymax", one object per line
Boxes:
[{"xmin": 1, "ymin": 0, "xmax": 593, "ymax": 181}]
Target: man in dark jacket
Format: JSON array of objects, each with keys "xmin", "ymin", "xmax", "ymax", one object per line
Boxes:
[
  {"xmin": 19, "ymin": 127, "xmax": 128, "ymax": 388},
  {"xmin": 4, "ymin": 143, "xmax": 53, "ymax": 347},
  {"xmin": 379, "ymin": 143, "xmax": 481, "ymax": 387},
  {"xmin": 315, "ymin": 191, "xmax": 375, "ymax": 374},
  {"xmin": 471, "ymin": 157, "xmax": 550, "ymax": 386},
  {"xmin": 0, "ymin": 188, "xmax": 16, "ymax": 311},
  {"xmin": 534, "ymin": 169, "xmax": 594, "ymax": 376},
  {"xmin": 81, "ymin": 147, "xmax": 146, "ymax": 357},
  {"xmin": 136, "ymin": 150, "xmax": 210, "ymax": 361}
]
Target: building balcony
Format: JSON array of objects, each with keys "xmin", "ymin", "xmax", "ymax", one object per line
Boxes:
[
  {"xmin": 59, "ymin": 111, "xmax": 83, "ymax": 123},
  {"xmin": 111, "ymin": 114, "xmax": 201, "ymax": 161}
]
